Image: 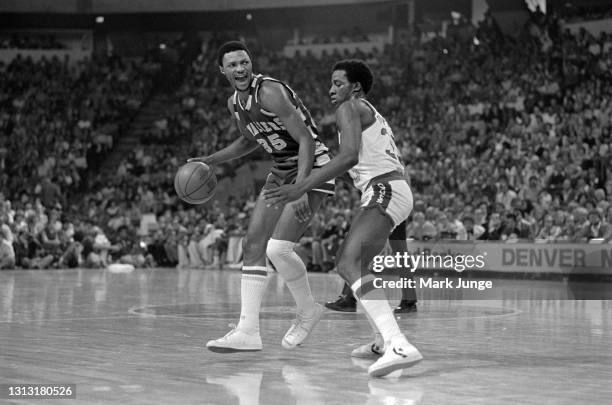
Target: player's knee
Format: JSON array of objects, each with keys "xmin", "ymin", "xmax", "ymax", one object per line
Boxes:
[
  {"xmin": 266, "ymin": 238, "xmax": 294, "ymax": 263},
  {"xmin": 242, "ymin": 233, "xmax": 266, "ymax": 260}
]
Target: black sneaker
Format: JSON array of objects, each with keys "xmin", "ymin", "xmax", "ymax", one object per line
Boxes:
[
  {"xmin": 324, "ymin": 295, "xmax": 357, "ymax": 312},
  {"xmin": 394, "ymin": 300, "xmax": 417, "ymax": 314}
]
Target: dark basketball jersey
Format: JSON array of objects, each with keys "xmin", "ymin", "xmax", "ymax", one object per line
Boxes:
[{"xmin": 232, "ymin": 74, "xmax": 329, "ymax": 176}]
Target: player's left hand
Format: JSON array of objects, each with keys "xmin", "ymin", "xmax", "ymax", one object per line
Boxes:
[{"xmin": 263, "ymin": 184, "xmax": 304, "ymax": 209}]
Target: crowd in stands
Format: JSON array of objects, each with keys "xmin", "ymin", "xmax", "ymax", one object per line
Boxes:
[
  {"xmin": 288, "ymin": 27, "xmax": 370, "ymax": 46},
  {"xmin": 0, "ymin": 52, "xmax": 156, "ymax": 269},
  {"xmin": 0, "ymin": 33, "xmax": 65, "ymax": 49},
  {"xmin": 558, "ymin": 3, "xmax": 612, "ymax": 23},
  {"xmin": 2, "ymin": 7, "xmax": 612, "ymax": 270},
  {"xmin": 1, "ymin": 54, "xmax": 154, "ymax": 199}
]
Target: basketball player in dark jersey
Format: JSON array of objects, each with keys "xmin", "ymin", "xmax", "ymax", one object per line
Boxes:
[{"xmin": 189, "ymin": 41, "xmax": 334, "ymax": 352}]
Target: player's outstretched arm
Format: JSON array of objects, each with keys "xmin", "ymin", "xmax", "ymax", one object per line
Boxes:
[
  {"xmin": 188, "ymin": 97, "xmax": 260, "ymax": 165},
  {"xmin": 259, "ymin": 81, "xmax": 315, "ymax": 183},
  {"xmin": 263, "ymin": 100, "xmax": 362, "ymax": 206},
  {"xmin": 188, "ymin": 136, "xmax": 259, "ymax": 165}
]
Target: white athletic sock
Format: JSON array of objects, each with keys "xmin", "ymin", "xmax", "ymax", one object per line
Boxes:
[
  {"xmin": 267, "ymin": 239, "xmax": 316, "ymax": 317},
  {"xmin": 351, "ymin": 275, "xmax": 403, "ymax": 345},
  {"xmin": 286, "ymin": 274, "xmax": 316, "ymax": 317},
  {"xmin": 237, "ymin": 266, "xmax": 269, "ymax": 334},
  {"xmin": 359, "ymin": 301, "xmax": 383, "ymax": 345}
]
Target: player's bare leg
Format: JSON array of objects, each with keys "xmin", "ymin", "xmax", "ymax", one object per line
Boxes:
[
  {"xmin": 353, "ymin": 222, "xmax": 416, "ymax": 358},
  {"xmin": 336, "ymin": 208, "xmax": 422, "ymax": 377},
  {"xmin": 267, "ymin": 190, "xmax": 327, "ymax": 349},
  {"xmin": 206, "ymin": 194, "xmax": 284, "ymax": 352}
]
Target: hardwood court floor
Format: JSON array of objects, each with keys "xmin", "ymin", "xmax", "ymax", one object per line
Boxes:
[{"xmin": 1, "ymin": 267, "xmax": 611, "ymax": 405}]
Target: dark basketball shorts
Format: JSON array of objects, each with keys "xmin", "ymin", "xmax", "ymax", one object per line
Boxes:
[{"xmin": 262, "ymin": 153, "xmax": 335, "ymax": 195}]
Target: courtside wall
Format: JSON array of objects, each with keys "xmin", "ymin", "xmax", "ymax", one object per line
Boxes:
[{"xmin": 404, "ymin": 241, "xmax": 612, "ymax": 276}]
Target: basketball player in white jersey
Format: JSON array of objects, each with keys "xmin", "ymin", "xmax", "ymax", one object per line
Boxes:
[{"xmin": 264, "ymin": 59, "xmax": 422, "ymax": 377}]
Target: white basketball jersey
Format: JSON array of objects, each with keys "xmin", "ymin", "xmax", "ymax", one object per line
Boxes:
[{"xmin": 338, "ymin": 99, "xmax": 404, "ymax": 193}]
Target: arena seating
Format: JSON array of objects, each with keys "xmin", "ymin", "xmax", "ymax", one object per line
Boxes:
[{"xmin": 1, "ymin": 7, "xmax": 611, "ymax": 270}]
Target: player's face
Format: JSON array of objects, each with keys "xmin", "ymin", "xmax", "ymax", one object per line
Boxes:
[
  {"xmin": 329, "ymin": 70, "xmax": 356, "ymax": 106},
  {"xmin": 220, "ymin": 50, "xmax": 253, "ymax": 91}
]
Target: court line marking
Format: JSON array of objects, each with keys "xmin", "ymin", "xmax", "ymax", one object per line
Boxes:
[
  {"xmin": 0, "ymin": 315, "xmax": 142, "ymax": 324},
  {"xmin": 126, "ymin": 303, "xmax": 523, "ymax": 321},
  {"xmin": 0, "ymin": 304, "xmax": 522, "ymax": 324}
]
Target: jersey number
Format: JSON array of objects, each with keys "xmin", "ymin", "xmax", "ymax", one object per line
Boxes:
[
  {"xmin": 382, "ymin": 128, "xmax": 401, "ymax": 162},
  {"xmin": 257, "ymin": 133, "xmax": 287, "ymax": 153}
]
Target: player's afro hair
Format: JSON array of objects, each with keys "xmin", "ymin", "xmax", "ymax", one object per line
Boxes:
[
  {"xmin": 217, "ymin": 41, "xmax": 252, "ymax": 67},
  {"xmin": 333, "ymin": 59, "xmax": 374, "ymax": 94}
]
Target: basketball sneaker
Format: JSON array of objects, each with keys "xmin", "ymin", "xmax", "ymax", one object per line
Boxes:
[
  {"xmin": 351, "ymin": 333, "xmax": 385, "ymax": 358},
  {"xmin": 393, "ymin": 300, "xmax": 418, "ymax": 314},
  {"xmin": 282, "ymin": 304, "xmax": 323, "ymax": 349},
  {"xmin": 206, "ymin": 325, "xmax": 262, "ymax": 353},
  {"xmin": 324, "ymin": 295, "xmax": 357, "ymax": 312},
  {"xmin": 351, "ymin": 341, "xmax": 384, "ymax": 358},
  {"xmin": 368, "ymin": 335, "xmax": 422, "ymax": 377}
]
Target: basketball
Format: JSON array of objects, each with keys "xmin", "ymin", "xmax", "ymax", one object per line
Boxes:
[{"xmin": 174, "ymin": 162, "xmax": 217, "ymax": 204}]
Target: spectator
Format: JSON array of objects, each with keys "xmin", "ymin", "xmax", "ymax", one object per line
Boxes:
[
  {"xmin": 0, "ymin": 224, "xmax": 15, "ymax": 269},
  {"xmin": 319, "ymin": 213, "xmax": 349, "ymax": 264},
  {"xmin": 519, "ymin": 175, "xmax": 542, "ymax": 204},
  {"xmin": 499, "ymin": 212, "xmax": 529, "ymax": 241},
  {"xmin": 496, "ymin": 176, "xmax": 518, "ymax": 211},
  {"xmin": 536, "ymin": 214, "xmax": 562, "ymax": 241},
  {"xmin": 583, "ymin": 209, "xmax": 611, "ymax": 240},
  {"xmin": 462, "ymin": 215, "xmax": 485, "ymax": 240},
  {"xmin": 187, "ymin": 226, "xmax": 206, "ymax": 268},
  {"xmin": 38, "ymin": 176, "xmax": 63, "ymax": 209},
  {"xmin": 406, "ymin": 212, "xmax": 437, "ymax": 241},
  {"xmin": 480, "ymin": 213, "xmax": 504, "ymax": 241}
]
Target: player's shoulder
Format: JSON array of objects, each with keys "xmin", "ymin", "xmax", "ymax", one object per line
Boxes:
[
  {"xmin": 336, "ymin": 98, "xmax": 374, "ymax": 121},
  {"xmin": 257, "ymin": 77, "xmax": 287, "ymax": 100},
  {"xmin": 257, "ymin": 77, "xmax": 296, "ymax": 113}
]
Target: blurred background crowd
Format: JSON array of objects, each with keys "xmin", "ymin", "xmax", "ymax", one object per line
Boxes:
[{"xmin": 1, "ymin": 3, "xmax": 612, "ymax": 271}]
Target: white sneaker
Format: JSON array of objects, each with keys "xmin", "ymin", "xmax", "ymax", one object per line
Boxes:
[
  {"xmin": 206, "ymin": 325, "xmax": 263, "ymax": 353},
  {"xmin": 282, "ymin": 304, "xmax": 324, "ymax": 349},
  {"xmin": 351, "ymin": 341, "xmax": 385, "ymax": 358},
  {"xmin": 368, "ymin": 336, "xmax": 422, "ymax": 377}
]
